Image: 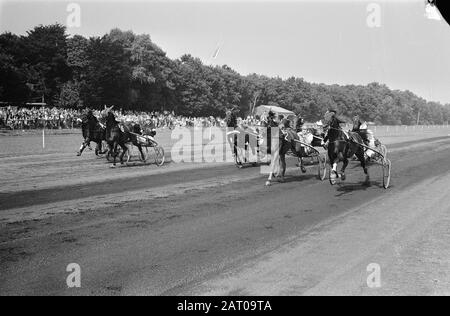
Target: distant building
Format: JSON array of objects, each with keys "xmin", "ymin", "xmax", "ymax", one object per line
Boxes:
[{"xmin": 255, "ymin": 105, "xmax": 295, "ymax": 120}]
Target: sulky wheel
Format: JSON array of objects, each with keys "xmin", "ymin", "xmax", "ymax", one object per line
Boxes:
[
  {"xmin": 380, "ymin": 145, "xmax": 388, "ymax": 160},
  {"xmin": 317, "ymin": 154, "xmax": 327, "ymax": 181},
  {"xmin": 382, "ymin": 158, "xmax": 392, "ymax": 189},
  {"xmin": 154, "ymin": 146, "xmax": 165, "ymax": 167}
]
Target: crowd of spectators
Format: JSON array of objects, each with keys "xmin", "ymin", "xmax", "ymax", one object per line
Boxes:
[
  {"xmin": 0, "ymin": 106, "xmax": 80, "ymax": 130},
  {"xmin": 0, "ymin": 105, "xmax": 294, "ymax": 133},
  {"xmin": 0, "ymin": 106, "xmax": 245, "ymax": 130}
]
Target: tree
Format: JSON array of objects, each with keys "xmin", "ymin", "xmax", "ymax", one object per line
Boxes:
[
  {"xmin": 22, "ymin": 24, "xmax": 71, "ymax": 105},
  {"xmin": 83, "ymin": 36, "xmax": 132, "ymax": 108},
  {"xmin": 0, "ymin": 33, "xmax": 30, "ymax": 103},
  {"xmin": 58, "ymin": 81, "xmax": 83, "ymax": 108},
  {"xmin": 1, "ymin": 25, "xmax": 450, "ymax": 124}
]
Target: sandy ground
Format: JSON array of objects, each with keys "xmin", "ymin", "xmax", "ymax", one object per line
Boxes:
[
  {"xmin": 189, "ymin": 173, "xmax": 450, "ymax": 296},
  {"xmin": 0, "ymin": 127, "xmax": 450, "ymax": 296}
]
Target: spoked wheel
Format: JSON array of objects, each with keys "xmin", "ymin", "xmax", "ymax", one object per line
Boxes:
[
  {"xmin": 380, "ymin": 145, "xmax": 388, "ymax": 159},
  {"xmin": 317, "ymin": 154, "xmax": 327, "ymax": 181},
  {"xmin": 382, "ymin": 159, "xmax": 392, "ymax": 189},
  {"xmin": 374, "ymin": 144, "xmax": 387, "ymax": 162},
  {"xmin": 153, "ymin": 146, "xmax": 165, "ymax": 167}
]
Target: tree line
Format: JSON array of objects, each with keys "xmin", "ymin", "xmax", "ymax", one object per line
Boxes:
[{"xmin": 1, "ymin": 24, "xmax": 449, "ymax": 125}]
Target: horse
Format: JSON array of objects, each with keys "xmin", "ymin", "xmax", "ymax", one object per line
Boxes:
[
  {"xmin": 77, "ymin": 121, "xmax": 107, "ymax": 157},
  {"xmin": 104, "ymin": 112, "xmax": 146, "ymax": 166},
  {"xmin": 265, "ymin": 126, "xmax": 313, "ymax": 186},
  {"xmin": 325, "ymin": 115, "xmax": 369, "ymax": 186},
  {"xmin": 226, "ymin": 124, "xmax": 262, "ymax": 164}
]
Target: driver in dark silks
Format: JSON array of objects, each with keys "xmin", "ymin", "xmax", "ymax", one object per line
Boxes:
[
  {"xmin": 322, "ymin": 109, "xmax": 346, "ymax": 148},
  {"xmin": 295, "ymin": 114, "xmax": 305, "ymax": 133},
  {"xmin": 351, "ymin": 115, "xmax": 370, "ymax": 146},
  {"xmin": 264, "ymin": 111, "xmax": 278, "ymax": 155},
  {"xmin": 226, "ymin": 109, "xmax": 239, "ymax": 157},
  {"xmin": 77, "ymin": 109, "xmax": 100, "ymax": 156}
]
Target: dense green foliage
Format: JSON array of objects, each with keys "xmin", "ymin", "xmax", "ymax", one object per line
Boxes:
[{"xmin": 1, "ymin": 24, "xmax": 449, "ymax": 124}]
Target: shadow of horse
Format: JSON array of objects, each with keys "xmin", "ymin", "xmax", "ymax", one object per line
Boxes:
[{"xmin": 334, "ymin": 180, "xmax": 384, "ymax": 197}]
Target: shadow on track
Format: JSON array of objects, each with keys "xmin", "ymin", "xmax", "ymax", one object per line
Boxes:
[{"xmin": 334, "ymin": 181, "xmax": 386, "ymax": 197}]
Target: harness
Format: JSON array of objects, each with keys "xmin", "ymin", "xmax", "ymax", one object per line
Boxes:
[{"xmin": 326, "ymin": 126, "xmax": 350, "ymax": 142}]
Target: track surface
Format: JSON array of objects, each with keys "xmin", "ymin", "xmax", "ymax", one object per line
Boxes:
[{"xmin": 1, "ymin": 131, "xmax": 450, "ymax": 295}]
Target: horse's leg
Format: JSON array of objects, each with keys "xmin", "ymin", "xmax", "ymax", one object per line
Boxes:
[
  {"xmin": 100, "ymin": 141, "xmax": 107, "ymax": 155},
  {"xmin": 329, "ymin": 146, "xmax": 340, "ymax": 185},
  {"xmin": 341, "ymin": 157, "xmax": 349, "ymax": 181},
  {"xmin": 119, "ymin": 143, "xmax": 127, "ymax": 165},
  {"xmin": 137, "ymin": 144, "xmax": 146, "ymax": 162},
  {"xmin": 280, "ymin": 153, "xmax": 286, "ymax": 182},
  {"xmin": 95, "ymin": 141, "xmax": 101, "ymax": 156},
  {"xmin": 112, "ymin": 142, "xmax": 118, "ymax": 166},
  {"xmin": 266, "ymin": 142, "xmax": 281, "ymax": 186},
  {"xmin": 85, "ymin": 136, "xmax": 92, "ymax": 151},
  {"xmin": 332, "ymin": 159, "xmax": 339, "ymax": 176},
  {"xmin": 266, "ymin": 171, "xmax": 274, "ymax": 186},
  {"xmin": 77, "ymin": 141, "xmax": 87, "ymax": 156},
  {"xmin": 357, "ymin": 149, "xmax": 370, "ymax": 186}
]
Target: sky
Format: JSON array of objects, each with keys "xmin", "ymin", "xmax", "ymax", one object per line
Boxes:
[{"xmin": 1, "ymin": 0, "xmax": 450, "ymax": 104}]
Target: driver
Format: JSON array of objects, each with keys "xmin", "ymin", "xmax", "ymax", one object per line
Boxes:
[
  {"xmin": 295, "ymin": 114, "xmax": 305, "ymax": 133},
  {"xmin": 352, "ymin": 115, "xmax": 370, "ymax": 145},
  {"xmin": 322, "ymin": 109, "xmax": 346, "ymax": 147}
]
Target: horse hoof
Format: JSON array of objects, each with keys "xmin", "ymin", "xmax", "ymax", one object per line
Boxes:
[
  {"xmin": 76, "ymin": 153, "xmax": 81, "ymax": 157},
  {"xmin": 301, "ymin": 167, "xmax": 307, "ymax": 174},
  {"xmin": 265, "ymin": 181, "xmax": 272, "ymax": 187},
  {"xmin": 330, "ymin": 173, "xmax": 337, "ymax": 185},
  {"xmin": 341, "ymin": 174, "xmax": 346, "ymax": 181}
]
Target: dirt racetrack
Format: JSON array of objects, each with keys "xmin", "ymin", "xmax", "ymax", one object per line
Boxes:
[{"xmin": 1, "ymin": 126, "xmax": 450, "ymax": 296}]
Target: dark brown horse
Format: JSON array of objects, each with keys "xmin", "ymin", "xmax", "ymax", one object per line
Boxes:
[
  {"xmin": 77, "ymin": 121, "xmax": 107, "ymax": 157},
  {"xmin": 104, "ymin": 112, "xmax": 146, "ymax": 166},
  {"xmin": 325, "ymin": 116, "xmax": 369, "ymax": 186},
  {"xmin": 265, "ymin": 126, "xmax": 312, "ymax": 186}
]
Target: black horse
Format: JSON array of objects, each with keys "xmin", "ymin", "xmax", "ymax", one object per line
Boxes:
[
  {"xmin": 77, "ymin": 120, "xmax": 107, "ymax": 157},
  {"xmin": 104, "ymin": 112, "xmax": 146, "ymax": 166},
  {"xmin": 325, "ymin": 116, "xmax": 369, "ymax": 186}
]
